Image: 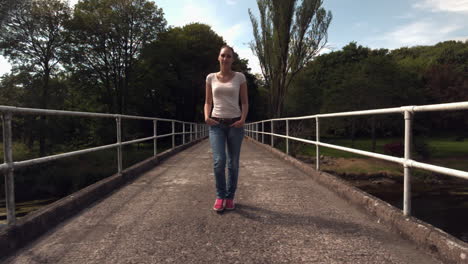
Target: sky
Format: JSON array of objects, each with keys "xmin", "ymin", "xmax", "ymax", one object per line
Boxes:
[{"xmin": 1, "ymin": 0, "xmax": 467, "ymax": 75}]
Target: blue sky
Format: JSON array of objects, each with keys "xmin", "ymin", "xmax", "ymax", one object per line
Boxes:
[{"xmin": 1, "ymin": 0, "xmax": 467, "ymax": 75}]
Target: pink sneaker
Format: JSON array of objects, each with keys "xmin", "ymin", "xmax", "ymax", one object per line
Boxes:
[
  {"xmin": 213, "ymin": 198, "xmax": 224, "ymax": 211},
  {"xmin": 225, "ymin": 199, "xmax": 235, "ymax": 210}
]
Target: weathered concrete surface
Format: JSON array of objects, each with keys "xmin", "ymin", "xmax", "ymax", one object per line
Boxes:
[
  {"xmin": 0, "ymin": 138, "xmax": 205, "ymax": 259},
  {"xmin": 246, "ymin": 137, "xmax": 468, "ymax": 264},
  {"xmin": 4, "ymin": 140, "xmax": 445, "ymax": 263}
]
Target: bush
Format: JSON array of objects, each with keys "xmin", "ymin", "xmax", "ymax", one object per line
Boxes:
[
  {"xmin": 414, "ymin": 139, "xmax": 431, "ymax": 160},
  {"xmin": 384, "ymin": 141, "xmax": 404, "ymax": 157}
]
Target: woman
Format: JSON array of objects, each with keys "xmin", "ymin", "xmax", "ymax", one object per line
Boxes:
[{"xmin": 204, "ymin": 45, "xmax": 249, "ymax": 212}]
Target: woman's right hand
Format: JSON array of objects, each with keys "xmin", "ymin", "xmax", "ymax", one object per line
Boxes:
[{"xmin": 205, "ymin": 117, "xmax": 219, "ymax": 126}]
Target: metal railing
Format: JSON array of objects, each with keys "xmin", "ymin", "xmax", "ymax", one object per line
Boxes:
[
  {"xmin": 0, "ymin": 105, "xmax": 208, "ymax": 225},
  {"xmin": 246, "ymin": 101, "xmax": 468, "ymax": 216}
]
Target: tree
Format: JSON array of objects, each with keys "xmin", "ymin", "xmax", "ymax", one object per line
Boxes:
[
  {"xmin": 68, "ymin": 0, "xmax": 166, "ymax": 114},
  {"xmin": 136, "ymin": 23, "xmax": 259, "ymax": 122},
  {"xmin": 0, "ymin": 0, "xmax": 71, "ymax": 155},
  {"xmin": 249, "ymin": 0, "xmax": 332, "ymax": 117},
  {"xmin": 0, "ymin": 0, "xmax": 24, "ymax": 25}
]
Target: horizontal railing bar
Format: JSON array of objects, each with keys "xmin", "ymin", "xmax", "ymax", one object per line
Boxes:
[
  {"xmin": 121, "ymin": 136, "xmax": 156, "ymax": 146},
  {"xmin": 0, "ymin": 131, "xmax": 200, "ymax": 172},
  {"xmin": 247, "ymin": 131, "xmax": 468, "ymax": 180},
  {"xmin": 317, "ymin": 141, "xmax": 403, "ymax": 164},
  {"xmin": 412, "ymin": 101, "xmax": 468, "ymax": 112},
  {"xmin": 0, "ymin": 105, "xmax": 198, "ymax": 124},
  {"xmin": 315, "ymin": 107, "xmax": 403, "ymax": 118},
  {"xmin": 247, "ymin": 101, "xmax": 468, "ymax": 123},
  {"xmin": 0, "ymin": 105, "xmax": 115, "ymax": 118},
  {"xmin": 264, "ymin": 132, "xmax": 404, "ymax": 164},
  {"xmin": 155, "ymin": 133, "xmax": 173, "ymax": 139},
  {"xmin": 12, "ymin": 143, "xmax": 120, "ymax": 169},
  {"xmin": 119, "ymin": 133, "xmax": 201, "ymax": 146},
  {"xmin": 409, "ymin": 160, "xmax": 468, "ymax": 180},
  {"xmin": 118, "ymin": 114, "xmax": 173, "ymax": 122}
]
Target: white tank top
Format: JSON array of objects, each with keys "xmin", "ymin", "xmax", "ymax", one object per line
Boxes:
[{"xmin": 206, "ymin": 72, "xmax": 246, "ymax": 118}]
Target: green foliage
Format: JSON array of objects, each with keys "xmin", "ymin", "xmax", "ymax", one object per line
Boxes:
[
  {"xmin": 0, "ymin": 0, "xmax": 25, "ymax": 26},
  {"xmin": 67, "ymin": 0, "xmax": 167, "ymax": 114},
  {"xmin": 0, "ymin": 0, "xmax": 72, "ymax": 155},
  {"xmin": 249, "ymin": 0, "xmax": 332, "ymax": 117},
  {"xmin": 0, "ymin": 0, "xmax": 71, "ymax": 75},
  {"xmin": 284, "ymin": 40, "xmax": 467, "ymax": 139},
  {"xmin": 136, "ymin": 23, "xmax": 260, "ymax": 122},
  {"xmin": 135, "ymin": 23, "xmax": 224, "ymax": 121}
]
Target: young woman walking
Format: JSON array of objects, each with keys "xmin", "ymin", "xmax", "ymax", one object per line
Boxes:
[{"xmin": 204, "ymin": 45, "xmax": 249, "ymax": 212}]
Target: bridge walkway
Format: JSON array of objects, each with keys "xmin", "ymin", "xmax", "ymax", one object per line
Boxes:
[{"xmin": 5, "ymin": 140, "xmax": 442, "ymax": 263}]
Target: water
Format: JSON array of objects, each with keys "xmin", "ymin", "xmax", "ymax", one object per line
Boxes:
[
  {"xmin": 365, "ymin": 187, "xmax": 468, "ymax": 243},
  {"xmin": 0, "ymin": 198, "xmax": 57, "ymax": 225}
]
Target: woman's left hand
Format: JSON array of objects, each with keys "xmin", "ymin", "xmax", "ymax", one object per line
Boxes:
[{"xmin": 230, "ymin": 119, "xmax": 245, "ymax": 128}]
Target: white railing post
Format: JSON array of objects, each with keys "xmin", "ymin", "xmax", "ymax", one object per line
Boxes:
[
  {"xmin": 116, "ymin": 116, "xmax": 122, "ymax": 174},
  {"xmin": 183, "ymin": 122, "xmax": 185, "ymax": 144},
  {"xmin": 316, "ymin": 117, "xmax": 320, "ymax": 171},
  {"xmin": 195, "ymin": 125, "xmax": 198, "ymax": 140},
  {"xmin": 255, "ymin": 123, "xmax": 259, "ymax": 141},
  {"xmin": 190, "ymin": 124, "xmax": 193, "ymax": 142},
  {"xmin": 172, "ymin": 121, "xmax": 175, "ymax": 149},
  {"xmin": 286, "ymin": 120, "xmax": 289, "ymax": 155},
  {"xmin": 153, "ymin": 120, "xmax": 157, "ymax": 157},
  {"xmin": 262, "ymin": 121, "xmax": 264, "ymax": 144},
  {"xmin": 403, "ymin": 111, "xmax": 413, "ymax": 216},
  {"xmin": 271, "ymin": 120, "xmax": 274, "ymax": 147},
  {"xmin": 2, "ymin": 113, "xmax": 16, "ymax": 225}
]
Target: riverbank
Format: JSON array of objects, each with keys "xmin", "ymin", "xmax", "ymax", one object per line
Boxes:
[{"xmin": 295, "ymin": 155, "xmax": 468, "ymax": 243}]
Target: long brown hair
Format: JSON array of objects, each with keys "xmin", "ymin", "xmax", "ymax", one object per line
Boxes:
[{"xmin": 220, "ymin": 45, "xmax": 234, "ymax": 54}]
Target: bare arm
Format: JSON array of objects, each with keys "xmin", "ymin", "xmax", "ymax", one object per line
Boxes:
[
  {"xmin": 232, "ymin": 81, "xmax": 249, "ymax": 128},
  {"xmin": 204, "ymin": 81, "xmax": 219, "ymax": 126}
]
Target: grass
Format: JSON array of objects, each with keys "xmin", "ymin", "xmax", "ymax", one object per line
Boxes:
[
  {"xmin": 427, "ymin": 139, "xmax": 468, "ymax": 158},
  {"xmin": 0, "ymin": 198, "xmax": 57, "ymax": 225},
  {"xmin": 0, "ymin": 139, "xmax": 174, "ymax": 195},
  {"xmin": 0, "ymin": 138, "xmax": 177, "ymax": 223},
  {"xmin": 273, "ymin": 136, "xmax": 468, "ymax": 178}
]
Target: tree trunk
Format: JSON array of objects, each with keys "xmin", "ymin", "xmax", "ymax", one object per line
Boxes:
[
  {"xmin": 27, "ymin": 117, "xmax": 34, "ymax": 150},
  {"xmin": 39, "ymin": 67, "xmax": 50, "ymax": 156},
  {"xmin": 371, "ymin": 116, "xmax": 376, "ymax": 152}
]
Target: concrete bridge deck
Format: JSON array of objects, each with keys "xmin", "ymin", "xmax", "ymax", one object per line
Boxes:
[{"xmin": 4, "ymin": 140, "xmax": 443, "ymax": 263}]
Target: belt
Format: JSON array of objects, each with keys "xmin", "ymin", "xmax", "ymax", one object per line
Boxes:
[{"xmin": 212, "ymin": 116, "xmax": 241, "ymax": 125}]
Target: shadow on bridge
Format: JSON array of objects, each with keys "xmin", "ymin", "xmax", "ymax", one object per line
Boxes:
[{"xmin": 1, "ymin": 140, "xmax": 452, "ymax": 263}]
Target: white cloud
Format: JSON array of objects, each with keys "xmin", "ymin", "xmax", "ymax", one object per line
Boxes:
[
  {"xmin": 218, "ymin": 23, "xmax": 246, "ymax": 46},
  {"xmin": 452, "ymin": 36, "xmax": 468, "ymax": 41},
  {"xmin": 166, "ymin": 1, "xmax": 218, "ymax": 28},
  {"xmin": 0, "ymin": 56, "xmax": 12, "ymax": 76},
  {"xmin": 381, "ymin": 20, "xmax": 463, "ymax": 48},
  {"xmin": 158, "ymin": 0, "xmax": 261, "ymax": 73},
  {"xmin": 236, "ymin": 47, "xmax": 262, "ymax": 74},
  {"xmin": 68, "ymin": 0, "xmax": 78, "ymax": 6},
  {"xmin": 413, "ymin": 0, "xmax": 468, "ymax": 13},
  {"xmin": 394, "ymin": 12, "xmax": 416, "ymax": 20},
  {"xmin": 164, "ymin": 1, "xmax": 247, "ymax": 45},
  {"xmin": 318, "ymin": 45, "xmax": 333, "ymax": 55}
]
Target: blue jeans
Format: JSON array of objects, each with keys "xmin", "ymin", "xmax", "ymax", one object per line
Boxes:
[{"xmin": 209, "ymin": 123, "xmax": 244, "ymax": 199}]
